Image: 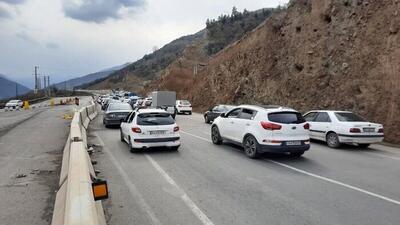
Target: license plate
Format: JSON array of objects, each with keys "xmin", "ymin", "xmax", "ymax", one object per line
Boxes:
[
  {"xmin": 286, "ymin": 141, "xmax": 301, "ymax": 146},
  {"xmin": 149, "ymin": 130, "xmax": 166, "ymax": 135},
  {"xmin": 363, "ymin": 128, "xmax": 375, "ymax": 132}
]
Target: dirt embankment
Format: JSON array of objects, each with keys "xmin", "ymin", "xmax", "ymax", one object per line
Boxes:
[{"xmin": 146, "ymin": 0, "xmax": 400, "ymax": 143}]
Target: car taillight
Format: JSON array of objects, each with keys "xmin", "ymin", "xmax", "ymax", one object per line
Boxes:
[
  {"xmin": 174, "ymin": 126, "xmax": 179, "ymax": 132},
  {"xmin": 260, "ymin": 121, "xmax": 282, "ymax": 130},
  {"xmin": 378, "ymin": 128, "xmax": 384, "ymax": 133},
  {"xmin": 350, "ymin": 128, "xmax": 361, "ymax": 133},
  {"xmin": 303, "ymin": 123, "xmax": 310, "ymax": 130},
  {"xmin": 131, "ymin": 127, "xmax": 142, "ymax": 133}
]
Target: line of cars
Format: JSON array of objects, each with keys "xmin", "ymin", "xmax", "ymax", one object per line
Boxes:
[
  {"xmin": 96, "ymin": 92, "xmax": 193, "ymax": 152},
  {"xmin": 205, "ymin": 104, "xmax": 384, "ymax": 158}
]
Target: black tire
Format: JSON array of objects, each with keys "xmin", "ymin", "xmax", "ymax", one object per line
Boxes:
[
  {"xmin": 326, "ymin": 132, "xmax": 341, "ymax": 148},
  {"xmin": 291, "ymin": 151, "xmax": 305, "ymax": 158},
  {"xmin": 204, "ymin": 115, "xmax": 210, "ymax": 124},
  {"xmin": 120, "ymin": 129, "xmax": 124, "ymax": 142},
  {"xmin": 243, "ymin": 135, "xmax": 260, "ymax": 159},
  {"xmin": 189, "ymin": 112, "xmax": 192, "ymax": 115},
  {"xmin": 128, "ymin": 137, "xmax": 139, "ymax": 153},
  {"xmin": 170, "ymin": 146, "xmax": 179, "ymax": 151},
  {"xmin": 358, "ymin": 144, "xmax": 370, "ymax": 148},
  {"xmin": 211, "ymin": 126, "xmax": 223, "ymax": 145}
]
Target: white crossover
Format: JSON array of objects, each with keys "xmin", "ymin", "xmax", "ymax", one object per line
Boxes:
[
  {"xmin": 303, "ymin": 110, "xmax": 384, "ymax": 148},
  {"xmin": 176, "ymin": 100, "xmax": 192, "ymax": 114},
  {"xmin": 211, "ymin": 105, "xmax": 310, "ymax": 158},
  {"xmin": 120, "ymin": 108, "xmax": 180, "ymax": 152}
]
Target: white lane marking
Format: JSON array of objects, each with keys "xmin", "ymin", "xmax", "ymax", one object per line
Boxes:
[
  {"xmin": 96, "ymin": 133, "xmax": 162, "ymax": 225},
  {"xmin": 180, "ymin": 130, "xmax": 211, "ymax": 142},
  {"xmin": 146, "ymin": 155, "xmax": 216, "ymax": 225},
  {"xmin": 181, "ymin": 130, "xmax": 400, "ymax": 206}
]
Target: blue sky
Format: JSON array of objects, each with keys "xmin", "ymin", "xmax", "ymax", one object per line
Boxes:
[{"xmin": 0, "ymin": 0, "xmax": 288, "ymax": 88}]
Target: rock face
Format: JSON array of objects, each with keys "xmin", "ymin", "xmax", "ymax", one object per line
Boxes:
[{"xmin": 150, "ymin": 0, "xmax": 400, "ymax": 143}]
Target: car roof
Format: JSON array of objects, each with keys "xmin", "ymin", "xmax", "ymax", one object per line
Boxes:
[
  {"xmin": 136, "ymin": 108, "xmax": 168, "ymax": 114},
  {"xmin": 306, "ymin": 110, "xmax": 352, "ymax": 113},
  {"xmin": 238, "ymin": 105, "xmax": 297, "ymax": 112}
]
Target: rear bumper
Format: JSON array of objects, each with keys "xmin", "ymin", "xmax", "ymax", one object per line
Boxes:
[
  {"xmin": 259, "ymin": 142, "xmax": 310, "ymax": 153},
  {"xmin": 338, "ymin": 134, "xmax": 384, "ymax": 144},
  {"xmin": 132, "ymin": 137, "xmax": 180, "ymax": 149},
  {"xmin": 103, "ymin": 118, "xmax": 122, "ymax": 126}
]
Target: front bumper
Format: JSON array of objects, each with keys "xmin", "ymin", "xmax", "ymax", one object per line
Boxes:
[
  {"xmin": 338, "ymin": 134, "xmax": 384, "ymax": 144},
  {"xmin": 131, "ymin": 137, "xmax": 181, "ymax": 149}
]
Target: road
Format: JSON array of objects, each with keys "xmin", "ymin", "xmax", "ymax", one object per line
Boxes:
[
  {"xmin": 0, "ymin": 97, "xmax": 91, "ymax": 225},
  {"xmin": 89, "ymin": 110, "xmax": 400, "ymax": 225}
]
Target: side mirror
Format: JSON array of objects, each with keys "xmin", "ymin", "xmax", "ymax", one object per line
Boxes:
[{"xmin": 220, "ymin": 113, "xmax": 226, "ymax": 118}]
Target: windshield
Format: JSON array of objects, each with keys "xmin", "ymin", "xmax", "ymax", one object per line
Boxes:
[
  {"xmin": 180, "ymin": 100, "xmax": 191, "ymax": 106},
  {"xmin": 335, "ymin": 112, "xmax": 366, "ymax": 122},
  {"xmin": 108, "ymin": 103, "xmax": 132, "ymax": 111},
  {"xmin": 268, "ymin": 112, "xmax": 305, "ymax": 124},
  {"xmin": 137, "ymin": 113, "xmax": 174, "ymax": 126}
]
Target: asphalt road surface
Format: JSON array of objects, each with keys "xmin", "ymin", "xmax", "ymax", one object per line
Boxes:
[
  {"xmin": 90, "ymin": 110, "xmax": 400, "ymax": 225},
  {"xmin": 0, "ymin": 97, "xmax": 91, "ymax": 225}
]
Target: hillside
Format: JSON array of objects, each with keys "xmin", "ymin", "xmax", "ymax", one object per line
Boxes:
[
  {"xmin": 0, "ymin": 74, "xmax": 31, "ymax": 100},
  {"xmin": 54, "ymin": 63, "xmax": 129, "ymax": 90},
  {"xmin": 163, "ymin": 0, "xmax": 399, "ymax": 143},
  {"xmin": 86, "ymin": 7, "xmax": 275, "ymax": 91}
]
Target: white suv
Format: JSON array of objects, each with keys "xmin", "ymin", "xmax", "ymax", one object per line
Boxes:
[
  {"xmin": 211, "ymin": 105, "xmax": 310, "ymax": 158},
  {"xmin": 303, "ymin": 110, "xmax": 384, "ymax": 148},
  {"xmin": 120, "ymin": 108, "xmax": 180, "ymax": 152},
  {"xmin": 176, "ymin": 100, "xmax": 192, "ymax": 115}
]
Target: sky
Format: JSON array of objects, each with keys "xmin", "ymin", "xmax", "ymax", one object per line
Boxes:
[{"xmin": 0, "ymin": 0, "xmax": 288, "ymax": 88}]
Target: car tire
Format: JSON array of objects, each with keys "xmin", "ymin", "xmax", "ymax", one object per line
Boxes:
[
  {"xmin": 358, "ymin": 144, "xmax": 370, "ymax": 148},
  {"xmin": 211, "ymin": 126, "xmax": 223, "ymax": 145},
  {"xmin": 128, "ymin": 137, "xmax": 139, "ymax": 153},
  {"xmin": 189, "ymin": 112, "xmax": 192, "ymax": 115},
  {"xmin": 291, "ymin": 151, "xmax": 304, "ymax": 158},
  {"xmin": 170, "ymin": 146, "xmax": 179, "ymax": 151},
  {"xmin": 120, "ymin": 129, "xmax": 124, "ymax": 142},
  {"xmin": 243, "ymin": 135, "xmax": 260, "ymax": 159},
  {"xmin": 326, "ymin": 132, "xmax": 341, "ymax": 148}
]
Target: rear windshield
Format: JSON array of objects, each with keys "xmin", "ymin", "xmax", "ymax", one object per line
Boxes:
[
  {"xmin": 334, "ymin": 112, "xmax": 366, "ymax": 122},
  {"xmin": 108, "ymin": 104, "xmax": 132, "ymax": 111},
  {"xmin": 268, "ymin": 112, "xmax": 305, "ymax": 124},
  {"xmin": 137, "ymin": 113, "xmax": 175, "ymax": 126},
  {"xmin": 180, "ymin": 100, "xmax": 191, "ymax": 106}
]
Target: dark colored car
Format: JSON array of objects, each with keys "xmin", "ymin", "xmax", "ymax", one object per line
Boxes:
[
  {"xmin": 103, "ymin": 103, "xmax": 133, "ymax": 127},
  {"xmin": 203, "ymin": 105, "xmax": 235, "ymax": 123}
]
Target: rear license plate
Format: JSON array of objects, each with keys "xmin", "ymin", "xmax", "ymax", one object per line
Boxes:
[
  {"xmin": 286, "ymin": 141, "xmax": 301, "ymax": 146},
  {"xmin": 149, "ymin": 130, "xmax": 166, "ymax": 135},
  {"xmin": 363, "ymin": 128, "xmax": 375, "ymax": 132}
]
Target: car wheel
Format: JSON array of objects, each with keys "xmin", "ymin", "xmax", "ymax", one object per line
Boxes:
[
  {"xmin": 243, "ymin": 135, "xmax": 259, "ymax": 159},
  {"xmin": 358, "ymin": 144, "xmax": 370, "ymax": 148},
  {"xmin": 128, "ymin": 137, "xmax": 139, "ymax": 153},
  {"xmin": 189, "ymin": 112, "xmax": 192, "ymax": 115},
  {"xmin": 120, "ymin": 129, "xmax": 125, "ymax": 142},
  {"xmin": 204, "ymin": 115, "xmax": 210, "ymax": 124},
  {"xmin": 211, "ymin": 126, "xmax": 223, "ymax": 145},
  {"xmin": 291, "ymin": 151, "xmax": 304, "ymax": 158},
  {"xmin": 326, "ymin": 132, "xmax": 341, "ymax": 148}
]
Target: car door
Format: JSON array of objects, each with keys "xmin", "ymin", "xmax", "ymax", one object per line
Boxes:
[
  {"xmin": 312, "ymin": 112, "xmax": 332, "ymax": 141},
  {"xmin": 220, "ymin": 108, "xmax": 242, "ymax": 141},
  {"xmin": 210, "ymin": 106, "xmax": 221, "ymax": 121},
  {"xmin": 235, "ymin": 108, "xmax": 257, "ymax": 142},
  {"xmin": 303, "ymin": 112, "xmax": 318, "ymax": 139},
  {"xmin": 121, "ymin": 112, "xmax": 135, "ymax": 138}
]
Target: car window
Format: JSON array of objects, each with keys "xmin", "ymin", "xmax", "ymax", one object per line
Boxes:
[
  {"xmin": 108, "ymin": 103, "xmax": 132, "ymax": 111},
  {"xmin": 227, "ymin": 108, "xmax": 241, "ymax": 118},
  {"xmin": 304, "ymin": 112, "xmax": 318, "ymax": 122},
  {"xmin": 334, "ymin": 112, "xmax": 366, "ymax": 122},
  {"xmin": 128, "ymin": 112, "xmax": 135, "ymax": 123},
  {"xmin": 314, "ymin": 112, "xmax": 331, "ymax": 122},
  {"xmin": 212, "ymin": 106, "xmax": 219, "ymax": 112},
  {"xmin": 137, "ymin": 113, "xmax": 175, "ymax": 126},
  {"xmin": 239, "ymin": 108, "xmax": 256, "ymax": 120},
  {"xmin": 268, "ymin": 112, "xmax": 306, "ymax": 124}
]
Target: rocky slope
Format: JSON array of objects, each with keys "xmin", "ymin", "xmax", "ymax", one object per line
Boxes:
[{"xmin": 146, "ymin": 0, "xmax": 400, "ymax": 143}]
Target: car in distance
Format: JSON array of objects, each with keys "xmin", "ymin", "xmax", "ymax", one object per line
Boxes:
[
  {"xmin": 103, "ymin": 103, "xmax": 133, "ymax": 127},
  {"xmin": 211, "ymin": 105, "xmax": 310, "ymax": 158},
  {"xmin": 303, "ymin": 110, "xmax": 384, "ymax": 148},
  {"xmin": 204, "ymin": 104, "xmax": 235, "ymax": 123},
  {"xmin": 120, "ymin": 108, "xmax": 180, "ymax": 152},
  {"xmin": 176, "ymin": 100, "xmax": 192, "ymax": 115},
  {"xmin": 5, "ymin": 100, "xmax": 24, "ymax": 110}
]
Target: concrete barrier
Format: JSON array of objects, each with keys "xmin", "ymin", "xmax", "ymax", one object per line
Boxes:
[{"xmin": 52, "ymin": 103, "xmax": 105, "ymax": 225}]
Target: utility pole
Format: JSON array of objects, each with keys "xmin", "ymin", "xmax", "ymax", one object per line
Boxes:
[
  {"xmin": 47, "ymin": 76, "xmax": 51, "ymax": 97},
  {"xmin": 43, "ymin": 76, "xmax": 47, "ymax": 96},
  {"xmin": 34, "ymin": 66, "xmax": 38, "ymax": 94},
  {"xmin": 15, "ymin": 83, "xmax": 18, "ymax": 99}
]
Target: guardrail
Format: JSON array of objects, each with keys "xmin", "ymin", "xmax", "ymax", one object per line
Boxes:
[{"xmin": 52, "ymin": 101, "xmax": 106, "ymax": 225}]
